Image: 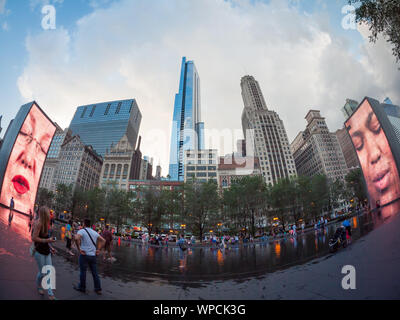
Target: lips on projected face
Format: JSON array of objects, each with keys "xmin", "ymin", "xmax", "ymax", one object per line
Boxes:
[{"xmin": 11, "ymin": 175, "xmax": 30, "ymax": 195}]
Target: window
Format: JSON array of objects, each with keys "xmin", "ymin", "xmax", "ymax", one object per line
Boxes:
[
  {"xmin": 115, "ymin": 102, "xmax": 122, "ymax": 114},
  {"xmin": 104, "ymin": 104, "xmax": 111, "ymax": 115},
  {"xmin": 89, "ymin": 105, "xmax": 96, "ymax": 117},
  {"xmin": 81, "ymin": 107, "xmax": 87, "ymax": 118}
]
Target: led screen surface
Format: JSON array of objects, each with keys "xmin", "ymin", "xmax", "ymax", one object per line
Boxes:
[
  {"xmin": 345, "ymin": 98, "xmax": 400, "ymax": 217},
  {"xmin": 0, "ymin": 102, "xmax": 56, "ymax": 214}
]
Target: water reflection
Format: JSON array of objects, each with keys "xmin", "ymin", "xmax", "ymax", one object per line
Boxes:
[{"xmin": 0, "ymin": 207, "xmax": 393, "ymax": 283}]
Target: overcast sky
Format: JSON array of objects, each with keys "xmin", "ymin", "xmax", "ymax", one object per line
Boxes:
[{"xmin": 0, "ymin": 0, "xmax": 399, "ymax": 176}]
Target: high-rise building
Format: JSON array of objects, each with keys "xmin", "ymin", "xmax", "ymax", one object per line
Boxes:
[
  {"xmin": 169, "ymin": 57, "xmax": 204, "ymax": 181},
  {"xmin": 341, "ymin": 99, "xmax": 359, "ymax": 119},
  {"xmin": 290, "ymin": 110, "xmax": 348, "ymax": 182},
  {"xmin": 155, "ymin": 165, "xmax": 162, "ymax": 180},
  {"xmin": 240, "ymin": 75, "xmax": 297, "ymax": 185},
  {"xmin": 99, "ymin": 135, "xmax": 135, "ymax": 190},
  {"xmin": 130, "ymin": 136, "xmax": 142, "ymax": 180},
  {"xmin": 39, "ymin": 124, "xmax": 73, "ymax": 191},
  {"xmin": 184, "ymin": 149, "xmax": 218, "ymax": 183},
  {"xmin": 335, "ymin": 127, "xmax": 360, "ymax": 170},
  {"xmin": 52, "ymin": 135, "xmax": 103, "ymax": 192},
  {"xmin": 69, "ymin": 99, "xmax": 142, "ymax": 157},
  {"xmin": 218, "ymin": 154, "xmax": 261, "ymax": 191}
]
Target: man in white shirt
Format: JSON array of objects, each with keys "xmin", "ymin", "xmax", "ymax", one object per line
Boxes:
[{"xmin": 73, "ymin": 218, "xmax": 105, "ymax": 294}]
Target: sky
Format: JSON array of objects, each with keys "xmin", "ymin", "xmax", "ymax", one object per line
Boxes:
[{"xmin": 0, "ymin": 0, "xmax": 399, "ymax": 177}]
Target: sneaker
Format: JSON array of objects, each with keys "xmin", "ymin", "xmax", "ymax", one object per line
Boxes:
[
  {"xmin": 49, "ymin": 295, "xmax": 58, "ymax": 300},
  {"xmin": 95, "ymin": 290, "xmax": 102, "ymax": 295},
  {"xmin": 73, "ymin": 284, "xmax": 86, "ymax": 293}
]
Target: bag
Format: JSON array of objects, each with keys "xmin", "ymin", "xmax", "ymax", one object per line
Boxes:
[{"xmin": 83, "ymin": 228, "xmax": 97, "ymax": 250}]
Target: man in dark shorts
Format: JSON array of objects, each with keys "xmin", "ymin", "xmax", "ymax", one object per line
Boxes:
[{"xmin": 101, "ymin": 225, "xmax": 113, "ymax": 262}]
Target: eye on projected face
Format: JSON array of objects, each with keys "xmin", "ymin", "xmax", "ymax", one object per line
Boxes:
[
  {"xmin": 0, "ymin": 104, "xmax": 55, "ymax": 214},
  {"xmin": 346, "ymin": 100, "xmax": 400, "ymax": 217}
]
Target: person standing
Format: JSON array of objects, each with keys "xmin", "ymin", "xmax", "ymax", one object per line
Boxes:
[
  {"xmin": 101, "ymin": 225, "xmax": 113, "ymax": 262},
  {"xmin": 28, "ymin": 209, "xmax": 33, "ymax": 232},
  {"xmin": 65, "ymin": 220, "xmax": 74, "ymax": 256},
  {"xmin": 8, "ymin": 197, "xmax": 14, "ymax": 226},
  {"xmin": 73, "ymin": 219, "xmax": 105, "ymax": 295},
  {"xmin": 31, "ymin": 206, "xmax": 57, "ymax": 300}
]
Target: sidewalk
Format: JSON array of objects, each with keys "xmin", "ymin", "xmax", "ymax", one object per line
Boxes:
[{"xmin": 1, "ymin": 207, "xmax": 400, "ymax": 300}]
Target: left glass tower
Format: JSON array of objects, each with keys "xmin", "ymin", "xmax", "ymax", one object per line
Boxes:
[
  {"xmin": 169, "ymin": 57, "xmax": 204, "ymax": 181},
  {"xmin": 69, "ymin": 99, "xmax": 142, "ymax": 157}
]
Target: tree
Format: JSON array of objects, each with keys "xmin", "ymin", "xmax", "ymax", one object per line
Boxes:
[
  {"xmin": 184, "ymin": 180, "xmax": 221, "ymax": 242},
  {"xmin": 86, "ymin": 187, "xmax": 106, "ymax": 224},
  {"xmin": 349, "ymin": 0, "xmax": 400, "ymax": 62},
  {"xmin": 54, "ymin": 183, "xmax": 72, "ymax": 215},
  {"xmin": 36, "ymin": 188, "xmax": 54, "ymax": 209},
  {"xmin": 345, "ymin": 168, "xmax": 367, "ymax": 203},
  {"xmin": 223, "ymin": 176, "xmax": 267, "ymax": 236}
]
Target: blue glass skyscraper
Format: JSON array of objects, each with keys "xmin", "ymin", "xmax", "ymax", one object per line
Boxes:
[
  {"xmin": 169, "ymin": 57, "xmax": 204, "ymax": 181},
  {"xmin": 69, "ymin": 99, "xmax": 142, "ymax": 157}
]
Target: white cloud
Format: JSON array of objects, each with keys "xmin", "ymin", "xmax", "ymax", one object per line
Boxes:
[
  {"xmin": 17, "ymin": 0, "xmax": 400, "ymax": 176},
  {"xmin": 2, "ymin": 21, "xmax": 8, "ymax": 31}
]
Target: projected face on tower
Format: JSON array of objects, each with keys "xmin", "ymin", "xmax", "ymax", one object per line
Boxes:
[
  {"xmin": 0, "ymin": 104, "xmax": 55, "ymax": 214},
  {"xmin": 345, "ymin": 99, "xmax": 400, "ymax": 217}
]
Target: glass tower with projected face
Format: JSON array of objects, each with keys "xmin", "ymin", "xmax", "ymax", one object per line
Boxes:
[
  {"xmin": 168, "ymin": 57, "xmax": 204, "ymax": 181},
  {"xmin": 69, "ymin": 99, "xmax": 142, "ymax": 157}
]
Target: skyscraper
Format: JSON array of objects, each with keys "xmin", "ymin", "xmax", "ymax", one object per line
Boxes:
[
  {"xmin": 241, "ymin": 75, "xmax": 297, "ymax": 185},
  {"xmin": 290, "ymin": 110, "xmax": 348, "ymax": 182},
  {"xmin": 69, "ymin": 99, "xmax": 142, "ymax": 157},
  {"xmin": 168, "ymin": 57, "xmax": 204, "ymax": 181},
  {"xmin": 341, "ymin": 99, "xmax": 359, "ymax": 119}
]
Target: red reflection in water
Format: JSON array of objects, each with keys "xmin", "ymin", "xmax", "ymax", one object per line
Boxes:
[
  {"xmin": 217, "ymin": 249, "xmax": 224, "ymax": 266},
  {"xmin": 0, "ymin": 208, "xmax": 31, "ymax": 241},
  {"xmin": 275, "ymin": 242, "xmax": 281, "ymax": 258},
  {"xmin": 353, "ymin": 217, "xmax": 358, "ymax": 229}
]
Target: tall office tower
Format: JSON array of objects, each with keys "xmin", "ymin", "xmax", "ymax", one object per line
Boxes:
[
  {"xmin": 240, "ymin": 75, "xmax": 297, "ymax": 185},
  {"xmin": 39, "ymin": 124, "xmax": 73, "ymax": 191},
  {"xmin": 341, "ymin": 99, "xmax": 359, "ymax": 119},
  {"xmin": 169, "ymin": 57, "xmax": 204, "ymax": 181},
  {"xmin": 69, "ymin": 99, "xmax": 142, "ymax": 157},
  {"xmin": 52, "ymin": 135, "xmax": 103, "ymax": 192},
  {"xmin": 130, "ymin": 136, "xmax": 142, "ymax": 180},
  {"xmin": 290, "ymin": 110, "xmax": 348, "ymax": 182},
  {"xmin": 335, "ymin": 127, "xmax": 360, "ymax": 170},
  {"xmin": 155, "ymin": 165, "xmax": 162, "ymax": 180}
]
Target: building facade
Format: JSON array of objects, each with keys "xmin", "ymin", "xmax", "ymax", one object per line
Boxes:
[
  {"xmin": 217, "ymin": 154, "xmax": 262, "ymax": 190},
  {"xmin": 99, "ymin": 135, "xmax": 135, "ymax": 191},
  {"xmin": 184, "ymin": 149, "xmax": 218, "ymax": 183},
  {"xmin": 335, "ymin": 127, "xmax": 360, "ymax": 170},
  {"xmin": 169, "ymin": 57, "xmax": 205, "ymax": 181},
  {"xmin": 240, "ymin": 75, "xmax": 297, "ymax": 185},
  {"xmin": 39, "ymin": 125, "xmax": 72, "ymax": 191},
  {"xmin": 291, "ymin": 110, "xmax": 348, "ymax": 182},
  {"xmin": 52, "ymin": 135, "xmax": 103, "ymax": 191},
  {"xmin": 69, "ymin": 99, "xmax": 142, "ymax": 157},
  {"xmin": 342, "ymin": 99, "xmax": 359, "ymax": 120}
]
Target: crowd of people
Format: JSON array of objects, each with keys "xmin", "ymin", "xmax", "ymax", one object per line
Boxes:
[{"xmin": 3, "ymin": 196, "xmax": 376, "ymax": 301}]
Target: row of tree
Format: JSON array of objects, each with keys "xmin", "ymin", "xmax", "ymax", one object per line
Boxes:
[{"xmin": 36, "ymin": 168, "xmax": 367, "ymax": 240}]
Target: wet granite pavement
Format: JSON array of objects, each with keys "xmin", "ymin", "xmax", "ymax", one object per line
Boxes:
[{"xmin": 1, "ymin": 206, "xmax": 400, "ymax": 300}]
